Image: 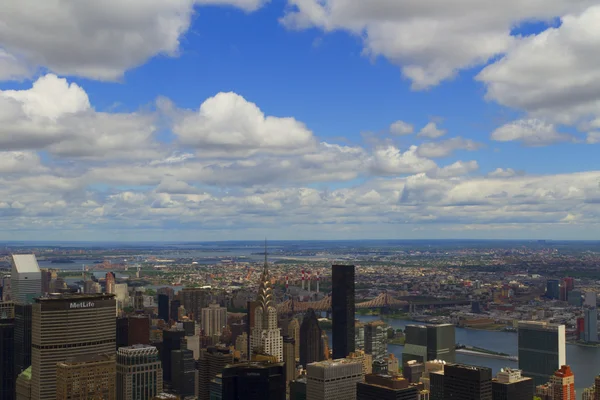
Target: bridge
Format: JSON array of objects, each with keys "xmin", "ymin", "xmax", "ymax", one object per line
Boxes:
[{"xmin": 276, "ymin": 292, "xmax": 408, "ymax": 314}]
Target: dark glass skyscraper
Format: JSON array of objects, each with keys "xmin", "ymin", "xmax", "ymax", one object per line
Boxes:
[
  {"xmin": 430, "ymin": 364, "xmax": 492, "ymax": 400},
  {"xmin": 0, "ymin": 302, "xmax": 15, "ymax": 400},
  {"xmin": 222, "ymin": 362, "xmax": 285, "ymax": 400},
  {"xmin": 518, "ymin": 321, "xmax": 565, "ymax": 386},
  {"xmin": 402, "ymin": 324, "xmax": 455, "ymax": 364},
  {"xmin": 546, "ymin": 279, "xmax": 560, "ymax": 300},
  {"xmin": 332, "ymin": 264, "xmax": 355, "ymax": 359},
  {"xmin": 158, "ymin": 294, "xmax": 169, "ymax": 322},
  {"xmin": 162, "ymin": 329, "xmax": 185, "ymax": 383},
  {"xmin": 172, "ymin": 349, "xmax": 195, "ymax": 397},
  {"xmin": 299, "ymin": 308, "xmax": 324, "ymax": 367},
  {"xmin": 13, "ymin": 304, "xmax": 32, "ymax": 377}
]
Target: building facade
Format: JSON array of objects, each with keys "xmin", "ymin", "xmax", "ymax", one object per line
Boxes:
[
  {"xmin": 364, "ymin": 321, "xmax": 388, "ymax": 360},
  {"xmin": 491, "ymin": 368, "xmax": 533, "ymax": 400},
  {"xmin": 0, "ymin": 302, "xmax": 14, "ymax": 400},
  {"xmin": 158, "ymin": 294, "xmax": 169, "ymax": 322},
  {"xmin": 403, "ymin": 324, "xmax": 455, "ymax": 365},
  {"xmin": 332, "ymin": 265, "xmax": 355, "ymax": 359},
  {"xmin": 357, "ymin": 374, "xmax": 419, "ymax": 400},
  {"xmin": 430, "ymin": 364, "xmax": 492, "ymax": 400},
  {"xmin": 10, "ymin": 255, "xmax": 41, "ymax": 304},
  {"xmin": 161, "ymin": 329, "xmax": 185, "ymax": 384},
  {"xmin": 549, "ymin": 365, "xmax": 575, "ymax": 400},
  {"xmin": 221, "ymin": 362, "xmax": 286, "ymax": 400},
  {"xmin": 284, "ymin": 336, "xmax": 297, "ymax": 385},
  {"xmin": 31, "ymin": 293, "xmax": 116, "ymax": 400},
  {"xmin": 56, "ymin": 354, "xmax": 116, "ymax": 400},
  {"xmin": 116, "ymin": 345, "xmax": 163, "ymax": 400},
  {"xmin": 518, "ymin": 321, "xmax": 566, "ymax": 386},
  {"xmin": 201, "ymin": 303, "xmax": 227, "ymax": 337},
  {"xmin": 300, "ymin": 308, "xmax": 324, "ymax": 367},
  {"xmin": 171, "ymin": 349, "xmax": 195, "ymax": 397},
  {"xmin": 584, "ymin": 307, "xmax": 598, "ymax": 343},
  {"xmin": 306, "ymin": 359, "xmax": 363, "ymax": 400},
  {"xmin": 197, "ymin": 347, "xmax": 234, "ymax": 400}
]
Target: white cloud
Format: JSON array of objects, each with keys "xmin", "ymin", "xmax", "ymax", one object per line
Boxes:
[
  {"xmin": 0, "ymin": 49, "xmax": 30, "ymax": 81},
  {"xmin": 488, "ymin": 168, "xmax": 522, "ymax": 178},
  {"xmin": 280, "ymin": 0, "xmax": 595, "ymax": 88},
  {"xmin": 173, "ymin": 92, "xmax": 317, "ymax": 157},
  {"xmin": 390, "ymin": 120, "xmax": 414, "ymax": 135},
  {"xmin": 417, "ymin": 137, "xmax": 482, "ymax": 158},
  {"xmin": 429, "ymin": 160, "xmax": 479, "ymax": 178},
  {"xmin": 491, "ymin": 119, "xmax": 574, "ymax": 146},
  {"xmin": 0, "ymin": 0, "xmax": 267, "ymax": 81},
  {"xmin": 370, "ymin": 145, "xmax": 437, "ymax": 176},
  {"xmin": 587, "ymin": 132, "xmax": 600, "ymax": 144},
  {"xmin": 417, "ymin": 122, "xmax": 446, "ymax": 138},
  {"xmin": 478, "ymin": 5, "xmax": 600, "ymax": 125},
  {"xmin": 0, "ymin": 151, "xmax": 45, "ymax": 174}
]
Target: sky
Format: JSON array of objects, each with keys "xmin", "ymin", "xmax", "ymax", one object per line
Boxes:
[{"xmin": 1, "ymin": 0, "xmax": 600, "ymax": 241}]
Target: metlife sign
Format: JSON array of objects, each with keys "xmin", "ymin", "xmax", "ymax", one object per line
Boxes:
[{"xmin": 70, "ymin": 301, "xmax": 95, "ymax": 309}]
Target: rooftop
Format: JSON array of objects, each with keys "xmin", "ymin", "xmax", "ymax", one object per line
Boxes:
[
  {"xmin": 36, "ymin": 293, "xmax": 115, "ymax": 302},
  {"xmin": 11, "ymin": 254, "xmax": 40, "ymax": 273},
  {"xmin": 58, "ymin": 353, "xmax": 114, "ymax": 366}
]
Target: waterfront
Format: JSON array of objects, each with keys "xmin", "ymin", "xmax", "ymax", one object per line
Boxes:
[{"xmin": 351, "ymin": 315, "xmax": 599, "ymax": 399}]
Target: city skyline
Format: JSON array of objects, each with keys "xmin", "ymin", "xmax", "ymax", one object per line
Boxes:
[{"xmin": 0, "ymin": 3, "xmax": 600, "ymax": 241}]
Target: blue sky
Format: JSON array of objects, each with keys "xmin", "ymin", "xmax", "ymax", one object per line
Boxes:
[{"xmin": 0, "ymin": 0, "xmax": 599, "ymax": 240}]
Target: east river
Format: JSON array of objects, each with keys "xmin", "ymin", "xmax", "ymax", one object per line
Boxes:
[{"xmin": 325, "ymin": 315, "xmax": 600, "ymax": 400}]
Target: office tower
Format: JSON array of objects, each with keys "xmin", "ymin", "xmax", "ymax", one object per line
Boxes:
[
  {"xmin": 583, "ymin": 387, "xmax": 595, "ymax": 400},
  {"xmin": 202, "ymin": 303, "xmax": 227, "ymax": 337},
  {"xmin": 563, "ymin": 277, "xmax": 574, "ymax": 292},
  {"xmin": 250, "ymin": 255, "xmax": 283, "ymax": 361},
  {"xmin": 386, "ymin": 354, "xmax": 400, "ymax": 376},
  {"xmin": 355, "ymin": 322, "xmax": 365, "ymax": 350},
  {"xmin": 15, "ymin": 367, "xmax": 31, "ymax": 400},
  {"xmin": 40, "ymin": 269, "xmax": 52, "ymax": 295},
  {"xmin": 10, "ymin": 255, "xmax": 41, "ymax": 304},
  {"xmin": 197, "ymin": 347, "xmax": 234, "ymax": 400},
  {"xmin": 235, "ymin": 333, "xmax": 248, "ymax": 358},
  {"xmin": 430, "ymin": 364, "xmax": 492, "ymax": 400},
  {"xmin": 162, "ymin": 329, "xmax": 185, "ymax": 383},
  {"xmin": 364, "ymin": 321, "xmax": 388, "ymax": 360},
  {"xmin": 403, "ymin": 360, "xmax": 425, "ymax": 384},
  {"xmin": 221, "ymin": 362, "xmax": 286, "ymax": 400},
  {"xmin": 31, "ymin": 293, "xmax": 116, "ymax": 400},
  {"xmin": 129, "ymin": 314, "xmax": 151, "ymax": 345},
  {"xmin": 568, "ymin": 291, "xmax": 583, "ymax": 307},
  {"xmin": 117, "ymin": 345, "xmax": 163, "ymax": 400},
  {"xmin": 117, "ymin": 317, "xmax": 129, "ymax": 348},
  {"xmin": 209, "ymin": 374, "xmax": 222, "ymax": 400},
  {"xmin": 56, "ymin": 354, "xmax": 116, "ymax": 400},
  {"xmin": 182, "ymin": 320, "xmax": 195, "ymax": 336},
  {"xmin": 357, "ymin": 374, "xmax": 418, "ymax": 400},
  {"xmin": 290, "ymin": 377, "xmax": 307, "ymax": 400},
  {"xmin": 518, "ymin": 321, "xmax": 566, "ymax": 386},
  {"xmin": 133, "ymin": 291, "xmax": 145, "ymax": 311},
  {"xmin": 332, "ymin": 265, "xmax": 355, "ymax": 359},
  {"xmin": 491, "ymin": 368, "xmax": 533, "ymax": 400},
  {"xmin": 284, "ymin": 336, "xmax": 297, "ymax": 384},
  {"xmin": 13, "ymin": 304, "xmax": 32, "ymax": 377},
  {"xmin": 403, "ymin": 324, "xmax": 455, "ymax": 364},
  {"xmin": 1, "ymin": 276, "xmax": 11, "ymax": 301},
  {"xmin": 170, "ymin": 299, "xmax": 181, "ymax": 322},
  {"xmin": 584, "ymin": 307, "xmax": 598, "ymax": 342},
  {"xmin": 0, "ymin": 302, "xmax": 14, "ymax": 400},
  {"xmin": 158, "ymin": 294, "xmax": 170, "ymax": 322},
  {"xmin": 181, "ymin": 288, "xmax": 214, "ymax": 322},
  {"xmin": 288, "ymin": 319, "xmax": 300, "ymax": 358},
  {"xmin": 306, "ymin": 359, "xmax": 364, "ymax": 400},
  {"xmin": 546, "ymin": 280, "xmax": 560, "ymax": 300},
  {"xmin": 471, "ymin": 301, "xmax": 481, "ymax": 314},
  {"xmin": 171, "ymin": 349, "xmax": 195, "ymax": 397},
  {"xmin": 114, "ymin": 283, "xmax": 129, "ymax": 310},
  {"xmin": 347, "ymin": 350, "xmax": 373, "ymax": 376},
  {"xmin": 549, "ymin": 365, "xmax": 575, "ymax": 400},
  {"xmin": 585, "ymin": 291, "xmax": 597, "ymax": 308},
  {"xmin": 420, "ymin": 361, "xmax": 445, "ymax": 393},
  {"xmin": 300, "ymin": 308, "xmax": 324, "ymax": 367}
]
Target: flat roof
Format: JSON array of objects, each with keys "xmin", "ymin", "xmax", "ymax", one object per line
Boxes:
[
  {"xmin": 36, "ymin": 293, "xmax": 115, "ymax": 302},
  {"xmin": 11, "ymin": 254, "xmax": 40, "ymax": 273}
]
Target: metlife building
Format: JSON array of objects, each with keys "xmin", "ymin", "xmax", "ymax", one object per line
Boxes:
[{"xmin": 31, "ymin": 293, "xmax": 116, "ymax": 400}]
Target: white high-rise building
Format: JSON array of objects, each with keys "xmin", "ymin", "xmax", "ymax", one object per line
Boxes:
[
  {"xmin": 201, "ymin": 302, "xmax": 227, "ymax": 337},
  {"xmin": 250, "ymin": 250, "xmax": 283, "ymax": 361},
  {"xmin": 306, "ymin": 359, "xmax": 364, "ymax": 400},
  {"xmin": 10, "ymin": 255, "xmax": 41, "ymax": 304}
]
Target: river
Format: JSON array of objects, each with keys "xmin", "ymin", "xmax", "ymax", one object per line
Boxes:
[{"xmin": 324, "ymin": 315, "xmax": 600, "ymax": 399}]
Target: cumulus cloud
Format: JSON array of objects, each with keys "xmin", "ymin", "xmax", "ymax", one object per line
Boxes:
[
  {"xmin": 478, "ymin": 5, "xmax": 600, "ymax": 126},
  {"xmin": 491, "ymin": 119, "xmax": 574, "ymax": 146},
  {"xmin": 488, "ymin": 168, "xmax": 523, "ymax": 178},
  {"xmin": 0, "ymin": 0, "xmax": 267, "ymax": 81},
  {"xmin": 587, "ymin": 132, "xmax": 600, "ymax": 144},
  {"xmin": 173, "ymin": 92, "xmax": 317, "ymax": 157},
  {"xmin": 370, "ymin": 145, "xmax": 437, "ymax": 176},
  {"xmin": 280, "ymin": 0, "xmax": 595, "ymax": 89},
  {"xmin": 417, "ymin": 122, "xmax": 446, "ymax": 139},
  {"xmin": 429, "ymin": 160, "xmax": 479, "ymax": 178},
  {"xmin": 390, "ymin": 120, "xmax": 414, "ymax": 135},
  {"xmin": 417, "ymin": 137, "xmax": 483, "ymax": 158}
]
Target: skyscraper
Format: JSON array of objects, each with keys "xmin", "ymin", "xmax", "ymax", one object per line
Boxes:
[
  {"xmin": 549, "ymin": 365, "xmax": 575, "ymax": 400},
  {"xmin": 117, "ymin": 345, "xmax": 163, "ymax": 400},
  {"xmin": 306, "ymin": 359, "xmax": 363, "ymax": 400},
  {"xmin": 13, "ymin": 304, "xmax": 32, "ymax": 378},
  {"xmin": 105, "ymin": 272, "xmax": 116, "ymax": 294},
  {"xmin": 197, "ymin": 347, "xmax": 234, "ymax": 400},
  {"xmin": 357, "ymin": 374, "xmax": 419, "ymax": 400},
  {"xmin": 288, "ymin": 319, "xmax": 300, "ymax": 358},
  {"xmin": 491, "ymin": 368, "xmax": 533, "ymax": 400},
  {"xmin": 201, "ymin": 302, "xmax": 227, "ymax": 337},
  {"xmin": 300, "ymin": 308, "xmax": 324, "ymax": 367},
  {"xmin": 10, "ymin": 255, "xmax": 41, "ymax": 304},
  {"xmin": 181, "ymin": 288, "xmax": 213, "ymax": 322},
  {"xmin": 128, "ymin": 314, "xmax": 151, "ymax": 345},
  {"xmin": 221, "ymin": 362, "xmax": 286, "ymax": 400},
  {"xmin": 546, "ymin": 280, "xmax": 560, "ymax": 300},
  {"xmin": 402, "ymin": 324, "xmax": 455, "ymax": 364},
  {"xmin": 158, "ymin": 294, "xmax": 170, "ymax": 322},
  {"xmin": 364, "ymin": 321, "xmax": 388, "ymax": 360},
  {"xmin": 332, "ymin": 265, "xmax": 355, "ymax": 359},
  {"xmin": 31, "ymin": 293, "xmax": 116, "ymax": 400},
  {"xmin": 584, "ymin": 307, "xmax": 598, "ymax": 342},
  {"xmin": 430, "ymin": 364, "xmax": 492, "ymax": 400},
  {"xmin": 518, "ymin": 321, "xmax": 566, "ymax": 386},
  {"xmin": 171, "ymin": 349, "xmax": 195, "ymax": 397},
  {"xmin": 250, "ymin": 253, "xmax": 283, "ymax": 361},
  {"xmin": 161, "ymin": 329, "xmax": 186, "ymax": 384},
  {"xmin": 55, "ymin": 354, "xmax": 116, "ymax": 400},
  {"xmin": 0, "ymin": 302, "xmax": 14, "ymax": 400},
  {"xmin": 283, "ymin": 336, "xmax": 297, "ymax": 385}
]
